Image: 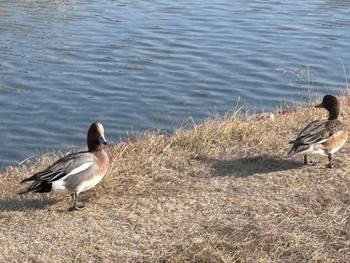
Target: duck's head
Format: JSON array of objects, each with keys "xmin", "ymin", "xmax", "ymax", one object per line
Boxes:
[
  {"xmin": 87, "ymin": 122, "xmax": 107, "ymax": 151},
  {"xmin": 315, "ymin": 94, "xmax": 340, "ymax": 120}
]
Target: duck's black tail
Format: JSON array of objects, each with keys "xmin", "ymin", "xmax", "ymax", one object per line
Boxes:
[{"xmin": 18, "ymin": 181, "xmax": 52, "ymax": 194}]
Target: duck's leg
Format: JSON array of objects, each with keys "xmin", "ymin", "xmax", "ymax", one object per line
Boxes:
[
  {"xmin": 69, "ymin": 193, "xmax": 85, "ymax": 211},
  {"xmin": 327, "ymin": 153, "xmax": 336, "ymax": 168},
  {"xmin": 304, "ymin": 154, "xmax": 308, "ymax": 164},
  {"xmin": 304, "ymin": 154, "xmax": 316, "ymax": 166}
]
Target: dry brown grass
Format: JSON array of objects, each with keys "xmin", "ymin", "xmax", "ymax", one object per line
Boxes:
[{"xmin": 2, "ymin": 95, "xmax": 350, "ymax": 262}]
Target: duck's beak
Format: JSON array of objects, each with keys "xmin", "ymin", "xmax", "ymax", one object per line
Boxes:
[
  {"xmin": 99, "ymin": 136, "xmax": 108, "ymax": 145},
  {"xmin": 315, "ymin": 102, "xmax": 323, "ymax": 108}
]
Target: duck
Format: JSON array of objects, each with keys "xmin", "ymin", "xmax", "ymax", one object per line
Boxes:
[
  {"xmin": 287, "ymin": 94, "xmax": 348, "ymax": 168},
  {"xmin": 19, "ymin": 122, "xmax": 109, "ymax": 210}
]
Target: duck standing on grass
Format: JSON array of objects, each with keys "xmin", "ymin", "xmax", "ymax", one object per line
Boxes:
[
  {"xmin": 19, "ymin": 122, "xmax": 109, "ymax": 210},
  {"xmin": 287, "ymin": 95, "xmax": 348, "ymax": 168}
]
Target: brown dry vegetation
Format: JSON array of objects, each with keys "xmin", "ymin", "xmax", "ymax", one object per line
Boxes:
[{"xmin": 2, "ymin": 95, "xmax": 350, "ymax": 262}]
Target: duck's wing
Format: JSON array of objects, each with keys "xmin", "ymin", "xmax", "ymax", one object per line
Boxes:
[
  {"xmin": 288, "ymin": 120, "xmax": 329, "ymax": 155},
  {"xmin": 21, "ymin": 151, "xmax": 94, "ymax": 183},
  {"xmin": 296, "ymin": 120, "xmax": 330, "ymax": 144},
  {"xmin": 298, "ymin": 120, "xmax": 346, "ymax": 144}
]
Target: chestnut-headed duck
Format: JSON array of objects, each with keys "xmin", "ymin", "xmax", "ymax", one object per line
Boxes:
[
  {"xmin": 287, "ymin": 95, "xmax": 348, "ymax": 168},
  {"xmin": 19, "ymin": 122, "xmax": 109, "ymax": 210}
]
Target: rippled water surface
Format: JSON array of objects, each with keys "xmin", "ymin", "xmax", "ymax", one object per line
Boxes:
[{"xmin": 1, "ymin": 0, "xmax": 350, "ymax": 168}]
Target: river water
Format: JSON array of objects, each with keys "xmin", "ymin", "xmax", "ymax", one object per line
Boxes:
[{"xmin": 0, "ymin": 0, "xmax": 349, "ymax": 168}]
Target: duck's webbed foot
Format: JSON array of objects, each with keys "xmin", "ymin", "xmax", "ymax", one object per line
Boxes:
[
  {"xmin": 69, "ymin": 193, "xmax": 86, "ymax": 211},
  {"xmin": 304, "ymin": 155, "xmax": 316, "ymax": 166},
  {"xmin": 327, "ymin": 154, "xmax": 337, "ymax": 168}
]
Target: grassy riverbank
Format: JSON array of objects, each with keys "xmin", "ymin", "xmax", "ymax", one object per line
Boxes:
[{"xmin": 1, "ymin": 94, "xmax": 350, "ymax": 262}]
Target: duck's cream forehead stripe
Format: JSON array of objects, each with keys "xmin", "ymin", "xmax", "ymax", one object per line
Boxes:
[{"xmin": 96, "ymin": 122, "xmax": 104, "ymax": 135}]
